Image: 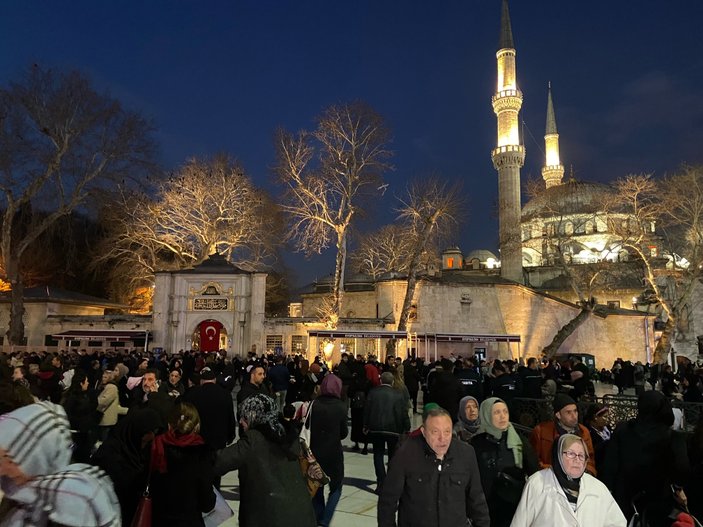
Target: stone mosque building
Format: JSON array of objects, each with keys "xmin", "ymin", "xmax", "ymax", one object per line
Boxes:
[{"xmin": 4, "ymin": 0, "xmax": 695, "ymax": 368}]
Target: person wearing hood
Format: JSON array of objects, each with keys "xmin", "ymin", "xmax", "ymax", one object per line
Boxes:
[
  {"xmin": 0, "ymin": 401, "xmax": 121, "ymax": 526},
  {"xmin": 602, "ymin": 390, "xmax": 690, "ymax": 525},
  {"xmin": 92, "ymin": 407, "xmax": 161, "ymax": 526},
  {"xmin": 308, "ymin": 373, "xmax": 348, "ymax": 527},
  {"xmin": 454, "ymin": 395, "xmax": 481, "ymax": 443},
  {"xmin": 510, "ymin": 434, "xmax": 625, "ymax": 526},
  {"xmin": 471, "ymin": 397, "xmax": 538, "ymax": 527},
  {"xmin": 378, "ymin": 406, "xmax": 490, "ymax": 527},
  {"xmin": 215, "ymin": 393, "xmax": 316, "ymax": 527}
]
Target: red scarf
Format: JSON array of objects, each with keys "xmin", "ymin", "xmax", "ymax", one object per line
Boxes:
[{"xmin": 150, "ymin": 430, "xmax": 204, "ymax": 473}]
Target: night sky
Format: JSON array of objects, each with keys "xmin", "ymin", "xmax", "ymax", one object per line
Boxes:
[{"xmin": 2, "ymin": 1, "xmax": 703, "ymax": 287}]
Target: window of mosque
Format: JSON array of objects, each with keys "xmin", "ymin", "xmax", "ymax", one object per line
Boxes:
[
  {"xmin": 649, "ymin": 246, "xmax": 658, "ymax": 257},
  {"xmin": 446, "ymin": 257, "xmax": 454, "ymax": 268},
  {"xmin": 292, "ymin": 335, "xmax": 306, "ymax": 353},
  {"xmin": 565, "ymin": 222, "xmax": 574, "ymax": 235},
  {"xmin": 607, "ymin": 301, "xmax": 621, "ymax": 309},
  {"xmin": 575, "ymin": 222, "xmax": 586, "ymax": 234},
  {"xmin": 266, "ymin": 334, "xmax": 283, "ymax": 354}
]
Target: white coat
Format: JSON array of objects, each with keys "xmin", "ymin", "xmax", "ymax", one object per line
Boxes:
[{"xmin": 510, "ymin": 468, "xmax": 626, "ymax": 527}]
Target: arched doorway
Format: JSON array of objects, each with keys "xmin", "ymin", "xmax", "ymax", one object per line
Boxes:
[{"xmin": 191, "ymin": 320, "xmax": 227, "ymax": 352}]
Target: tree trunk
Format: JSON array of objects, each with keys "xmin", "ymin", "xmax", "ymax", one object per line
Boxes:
[
  {"xmin": 397, "ymin": 221, "xmax": 435, "ymax": 332},
  {"xmin": 7, "ymin": 257, "xmax": 25, "ymax": 346},
  {"xmin": 330, "ymin": 233, "xmax": 347, "ymax": 326},
  {"xmin": 653, "ymin": 317, "xmax": 676, "ymax": 364},
  {"xmin": 542, "ymin": 307, "xmax": 592, "ymax": 360}
]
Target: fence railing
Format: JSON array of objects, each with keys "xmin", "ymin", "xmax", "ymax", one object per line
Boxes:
[{"xmin": 509, "ymin": 395, "xmax": 703, "ymax": 433}]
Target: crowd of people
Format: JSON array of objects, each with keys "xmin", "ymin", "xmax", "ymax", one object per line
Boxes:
[{"xmin": 0, "ymin": 347, "xmax": 703, "ymax": 526}]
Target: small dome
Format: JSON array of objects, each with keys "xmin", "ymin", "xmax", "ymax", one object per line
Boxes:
[
  {"xmin": 465, "ymin": 249, "xmax": 498, "ymax": 262},
  {"xmin": 442, "ymin": 246, "xmax": 463, "ymax": 255},
  {"xmin": 522, "ymin": 180, "xmax": 613, "ymax": 220}
]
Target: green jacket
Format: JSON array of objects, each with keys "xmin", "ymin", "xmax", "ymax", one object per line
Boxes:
[{"xmin": 215, "ymin": 427, "xmax": 316, "ymax": 527}]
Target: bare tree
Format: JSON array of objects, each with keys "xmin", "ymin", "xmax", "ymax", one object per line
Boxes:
[
  {"xmin": 0, "ymin": 66, "xmax": 155, "ymax": 344},
  {"xmin": 396, "ymin": 178, "xmax": 463, "ymax": 332},
  {"xmin": 275, "ymin": 102, "xmax": 392, "ymax": 326},
  {"xmin": 350, "ymin": 224, "xmax": 440, "ymax": 279},
  {"xmin": 97, "ymin": 155, "xmax": 281, "ymax": 306},
  {"xmin": 610, "ymin": 167, "xmax": 703, "ymax": 363}
]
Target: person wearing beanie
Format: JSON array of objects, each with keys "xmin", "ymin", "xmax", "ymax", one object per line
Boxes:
[
  {"xmin": 528, "ymin": 392, "xmax": 597, "ymax": 476},
  {"xmin": 364, "ymin": 368, "xmax": 411, "ymax": 490}
]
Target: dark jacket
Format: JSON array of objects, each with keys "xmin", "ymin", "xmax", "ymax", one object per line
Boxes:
[
  {"xmin": 402, "ymin": 361, "xmax": 419, "ymax": 393},
  {"xmin": 309, "ymin": 395, "xmax": 348, "ymax": 486},
  {"xmin": 237, "ymin": 381, "xmax": 265, "ymax": 408},
  {"xmin": 62, "ymin": 389, "xmax": 99, "ymax": 433},
  {"xmin": 364, "ymin": 384, "xmax": 410, "ymax": 436},
  {"xmin": 378, "ymin": 434, "xmax": 490, "ymax": 527},
  {"xmin": 432, "ymin": 371, "xmax": 464, "ymax": 423},
  {"xmin": 214, "ymin": 427, "xmax": 316, "ymax": 527},
  {"xmin": 471, "ymin": 431, "xmax": 539, "ymax": 527},
  {"xmin": 184, "ymin": 382, "xmax": 236, "ymax": 449},
  {"xmin": 268, "ymin": 364, "xmax": 290, "ymax": 392},
  {"xmin": 150, "ymin": 442, "xmax": 216, "ymax": 527},
  {"xmin": 603, "ymin": 418, "xmax": 689, "ymax": 524}
]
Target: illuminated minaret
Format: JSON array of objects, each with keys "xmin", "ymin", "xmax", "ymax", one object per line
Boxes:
[
  {"xmin": 542, "ymin": 83, "xmax": 564, "ymax": 188},
  {"xmin": 491, "ymin": 0, "xmax": 525, "ymax": 282}
]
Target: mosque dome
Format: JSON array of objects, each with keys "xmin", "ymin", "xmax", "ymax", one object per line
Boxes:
[
  {"xmin": 521, "ymin": 179, "xmax": 613, "ymax": 221},
  {"xmin": 465, "ymin": 249, "xmax": 498, "ymax": 262}
]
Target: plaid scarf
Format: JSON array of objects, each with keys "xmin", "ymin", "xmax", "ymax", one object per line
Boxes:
[{"xmin": 0, "ymin": 401, "xmax": 121, "ymax": 526}]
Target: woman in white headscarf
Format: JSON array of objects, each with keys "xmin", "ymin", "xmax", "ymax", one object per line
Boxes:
[
  {"xmin": 510, "ymin": 433, "xmax": 626, "ymax": 527},
  {"xmin": 0, "ymin": 401, "xmax": 121, "ymax": 526}
]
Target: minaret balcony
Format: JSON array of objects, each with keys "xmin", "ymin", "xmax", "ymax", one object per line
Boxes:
[
  {"xmin": 492, "ymin": 90, "xmax": 523, "ymax": 113},
  {"xmin": 491, "ymin": 145, "xmax": 525, "ymax": 169}
]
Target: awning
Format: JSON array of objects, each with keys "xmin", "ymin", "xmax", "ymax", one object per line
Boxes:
[
  {"xmin": 307, "ymin": 329, "xmax": 408, "ymax": 339},
  {"xmin": 420, "ymin": 333, "xmax": 521, "ymax": 343},
  {"xmin": 51, "ymin": 330, "xmax": 149, "ymax": 341}
]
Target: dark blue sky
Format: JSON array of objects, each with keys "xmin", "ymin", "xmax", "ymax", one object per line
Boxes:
[{"xmin": 2, "ymin": 1, "xmax": 703, "ymax": 286}]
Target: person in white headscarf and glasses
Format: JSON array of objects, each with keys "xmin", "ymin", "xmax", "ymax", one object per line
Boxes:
[
  {"xmin": 0, "ymin": 401, "xmax": 121, "ymax": 527},
  {"xmin": 510, "ymin": 433, "xmax": 626, "ymax": 527}
]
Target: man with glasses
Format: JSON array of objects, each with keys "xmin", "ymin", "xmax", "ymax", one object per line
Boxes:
[{"xmin": 529, "ymin": 393, "xmax": 597, "ymax": 476}]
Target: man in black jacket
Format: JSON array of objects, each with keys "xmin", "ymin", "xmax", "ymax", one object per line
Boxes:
[
  {"xmin": 364, "ymin": 372, "xmax": 410, "ymax": 489},
  {"xmin": 183, "ymin": 367, "xmax": 236, "ymax": 489},
  {"xmin": 378, "ymin": 407, "xmax": 490, "ymax": 527}
]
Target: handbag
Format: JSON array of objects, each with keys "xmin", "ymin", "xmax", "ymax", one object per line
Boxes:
[
  {"xmin": 300, "ymin": 400, "xmax": 313, "ymax": 447},
  {"xmin": 131, "ymin": 462, "xmax": 153, "ymax": 527},
  {"xmin": 298, "ymin": 437, "xmax": 329, "ymax": 497},
  {"xmin": 130, "ymin": 483, "xmax": 152, "ymax": 527},
  {"xmin": 493, "ymin": 468, "xmax": 525, "ymax": 505}
]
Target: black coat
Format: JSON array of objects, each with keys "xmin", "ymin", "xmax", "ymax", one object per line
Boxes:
[
  {"xmin": 309, "ymin": 395, "xmax": 348, "ymax": 486},
  {"xmin": 184, "ymin": 382, "xmax": 236, "ymax": 449},
  {"xmin": 214, "ymin": 427, "xmax": 316, "ymax": 527},
  {"xmin": 603, "ymin": 418, "xmax": 689, "ymax": 524},
  {"xmin": 378, "ymin": 434, "xmax": 490, "ymax": 527},
  {"xmin": 402, "ymin": 361, "xmax": 419, "ymax": 393},
  {"xmin": 471, "ymin": 431, "xmax": 539, "ymax": 527},
  {"xmin": 432, "ymin": 371, "xmax": 464, "ymax": 423},
  {"xmin": 364, "ymin": 385, "xmax": 410, "ymax": 436},
  {"xmin": 62, "ymin": 389, "xmax": 99, "ymax": 433},
  {"xmin": 150, "ymin": 442, "xmax": 216, "ymax": 527}
]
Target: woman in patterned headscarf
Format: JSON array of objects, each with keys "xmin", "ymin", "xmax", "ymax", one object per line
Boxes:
[
  {"xmin": 215, "ymin": 393, "xmax": 316, "ymax": 527},
  {"xmin": 0, "ymin": 401, "xmax": 121, "ymax": 526}
]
